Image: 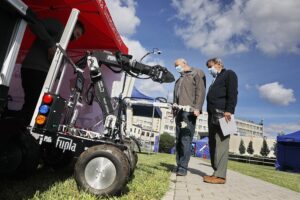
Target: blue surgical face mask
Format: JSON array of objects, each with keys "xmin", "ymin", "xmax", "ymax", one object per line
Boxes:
[
  {"xmin": 175, "ymin": 65, "xmax": 184, "ymax": 73},
  {"xmin": 208, "ymin": 65, "xmax": 218, "ymax": 77}
]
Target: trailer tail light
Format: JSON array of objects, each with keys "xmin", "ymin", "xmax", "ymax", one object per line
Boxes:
[
  {"xmin": 34, "ymin": 94, "xmax": 65, "ymax": 132},
  {"xmin": 43, "ymin": 94, "xmax": 53, "ymax": 104},
  {"xmin": 36, "ymin": 115, "xmax": 47, "ymax": 125},
  {"xmin": 39, "ymin": 105, "xmax": 49, "ymax": 114}
]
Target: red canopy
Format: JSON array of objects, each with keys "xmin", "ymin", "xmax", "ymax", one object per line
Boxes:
[{"xmin": 21, "ymin": 0, "xmax": 128, "ymax": 55}]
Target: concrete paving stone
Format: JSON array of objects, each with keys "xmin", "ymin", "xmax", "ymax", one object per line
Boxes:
[
  {"xmin": 190, "ymin": 195, "xmax": 202, "ymax": 200},
  {"xmin": 174, "ymin": 196, "xmax": 188, "ymax": 200},
  {"xmin": 163, "ymin": 157, "xmax": 300, "ymax": 200},
  {"xmin": 174, "ymin": 193, "xmax": 189, "ymax": 199},
  {"xmin": 162, "ymin": 195, "xmax": 173, "ymax": 200},
  {"xmin": 176, "ymin": 176, "xmax": 187, "ymax": 182},
  {"xmin": 175, "ymin": 185, "xmax": 187, "ymax": 190}
]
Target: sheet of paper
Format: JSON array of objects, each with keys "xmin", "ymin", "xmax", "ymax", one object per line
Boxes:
[{"xmin": 219, "ymin": 115, "xmax": 238, "ymax": 136}]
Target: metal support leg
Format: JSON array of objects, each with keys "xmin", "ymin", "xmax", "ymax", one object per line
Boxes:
[{"xmin": 30, "ymin": 9, "xmax": 80, "ymax": 131}]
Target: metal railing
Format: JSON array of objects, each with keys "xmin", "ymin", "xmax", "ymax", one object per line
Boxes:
[{"xmin": 228, "ymin": 153, "xmax": 276, "ymax": 166}]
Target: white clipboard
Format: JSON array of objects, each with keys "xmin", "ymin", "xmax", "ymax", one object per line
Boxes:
[{"xmin": 219, "ymin": 115, "xmax": 238, "ymax": 136}]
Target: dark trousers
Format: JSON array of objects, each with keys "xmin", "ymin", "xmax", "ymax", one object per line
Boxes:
[
  {"xmin": 175, "ymin": 111, "xmax": 196, "ymax": 171},
  {"xmin": 208, "ymin": 114, "xmax": 230, "ymax": 179},
  {"xmin": 21, "ymin": 68, "xmax": 47, "ymax": 125}
]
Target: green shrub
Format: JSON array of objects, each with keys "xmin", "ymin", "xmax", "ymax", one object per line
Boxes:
[
  {"xmin": 247, "ymin": 141, "xmax": 254, "ymax": 155},
  {"xmin": 239, "ymin": 139, "xmax": 246, "ymax": 155},
  {"xmin": 159, "ymin": 133, "xmax": 175, "ymax": 153},
  {"xmin": 260, "ymin": 138, "xmax": 270, "ymax": 157}
]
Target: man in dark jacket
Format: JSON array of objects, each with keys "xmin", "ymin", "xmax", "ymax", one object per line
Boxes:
[
  {"xmin": 21, "ymin": 18, "xmax": 84, "ymax": 125},
  {"xmin": 173, "ymin": 58, "xmax": 206, "ymax": 176},
  {"xmin": 204, "ymin": 58, "xmax": 238, "ymax": 184}
]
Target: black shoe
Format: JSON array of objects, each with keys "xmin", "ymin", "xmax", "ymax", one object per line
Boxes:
[{"xmin": 176, "ymin": 168, "xmax": 187, "ymax": 176}]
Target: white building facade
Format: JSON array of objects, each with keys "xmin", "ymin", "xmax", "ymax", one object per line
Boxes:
[{"xmin": 127, "ymin": 104, "xmax": 264, "ymax": 153}]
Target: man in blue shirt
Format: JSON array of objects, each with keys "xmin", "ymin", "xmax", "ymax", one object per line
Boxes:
[{"xmin": 204, "ymin": 58, "xmax": 238, "ymax": 184}]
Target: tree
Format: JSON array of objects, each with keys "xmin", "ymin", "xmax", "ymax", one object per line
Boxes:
[
  {"xmin": 277, "ymin": 131, "xmax": 285, "ymax": 136},
  {"xmin": 260, "ymin": 138, "xmax": 270, "ymax": 157},
  {"xmin": 247, "ymin": 141, "xmax": 254, "ymax": 155},
  {"xmin": 239, "ymin": 139, "xmax": 246, "ymax": 155},
  {"xmin": 159, "ymin": 133, "xmax": 175, "ymax": 153},
  {"xmin": 272, "ymin": 142, "xmax": 277, "ymax": 157}
]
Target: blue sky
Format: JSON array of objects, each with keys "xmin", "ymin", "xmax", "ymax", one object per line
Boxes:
[{"xmin": 106, "ymin": 0, "xmax": 300, "ymax": 138}]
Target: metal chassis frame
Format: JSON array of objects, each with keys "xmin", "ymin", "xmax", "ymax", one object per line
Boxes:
[
  {"xmin": 0, "ymin": 0, "xmax": 28, "ymax": 87},
  {"xmin": 28, "ymin": 9, "xmax": 128, "ymax": 155},
  {"xmin": 29, "ymin": 9, "xmax": 80, "ymax": 133}
]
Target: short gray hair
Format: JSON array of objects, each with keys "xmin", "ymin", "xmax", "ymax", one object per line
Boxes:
[
  {"xmin": 176, "ymin": 58, "xmax": 188, "ymax": 65},
  {"xmin": 206, "ymin": 57, "xmax": 223, "ymax": 67}
]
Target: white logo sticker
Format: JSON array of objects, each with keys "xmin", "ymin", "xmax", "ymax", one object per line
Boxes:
[{"xmin": 56, "ymin": 136, "xmax": 77, "ymax": 152}]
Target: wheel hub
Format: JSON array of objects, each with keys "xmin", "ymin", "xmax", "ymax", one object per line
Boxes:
[{"xmin": 84, "ymin": 157, "xmax": 116, "ymax": 190}]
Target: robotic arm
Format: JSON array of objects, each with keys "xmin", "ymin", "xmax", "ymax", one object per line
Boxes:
[
  {"xmin": 90, "ymin": 51, "xmax": 175, "ymax": 83},
  {"xmin": 85, "ymin": 51, "xmax": 174, "ymax": 140},
  {"xmin": 86, "ymin": 51, "xmax": 175, "ymax": 117}
]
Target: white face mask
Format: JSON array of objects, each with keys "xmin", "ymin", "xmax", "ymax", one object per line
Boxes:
[
  {"xmin": 208, "ymin": 65, "xmax": 218, "ymax": 77},
  {"xmin": 175, "ymin": 65, "xmax": 184, "ymax": 73}
]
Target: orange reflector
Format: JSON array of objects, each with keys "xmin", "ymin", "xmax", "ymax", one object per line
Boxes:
[
  {"xmin": 43, "ymin": 94, "xmax": 53, "ymax": 104},
  {"xmin": 36, "ymin": 115, "xmax": 46, "ymax": 125}
]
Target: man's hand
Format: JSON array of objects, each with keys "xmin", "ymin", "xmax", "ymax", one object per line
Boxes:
[
  {"xmin": 172, "ymin": 106, "xmax": 179, "ymax": 118},
  {"xmin": 193, "ymin": 109, "xmax": 200, "ymax": 117},
  {"xmin": 224, "ymin": 112, "xmax": 232, "ymax": 122}
]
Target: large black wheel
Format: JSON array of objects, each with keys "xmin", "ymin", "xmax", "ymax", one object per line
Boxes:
[
  {"xmin": 0, "ymin": 141, "xmax": 22, "ymax": 177},
  {"xmin": 16, "ymin": 131, "xmax": 40, "ymax": 176},
  {"xmin": 42, "ymin": 146, "xmax": 73, "ymax": 170},
  {"xmin": 124, "ymin": 148, "xmax": 136, "ymax": 177},
  {"xmin": 130, "ymin": 136, "xmax": 141, "ymax": 153},
  {"xmin": 123, "ymin": 138, "xmax": 138, "ymax": 177},
  {"xmin": 74, "ymin": 144, "xmax": 130, "ymax": 196}
]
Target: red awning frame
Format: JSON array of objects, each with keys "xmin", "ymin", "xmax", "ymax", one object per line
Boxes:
[{"xmin": 21, "ymin": 0, "xmax": 128, "ymax": 56}]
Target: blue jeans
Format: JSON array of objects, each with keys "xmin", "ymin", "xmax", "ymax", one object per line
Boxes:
[{"xmin": 175, "ymin": 111, "xmax": 196, "ymax": 171}]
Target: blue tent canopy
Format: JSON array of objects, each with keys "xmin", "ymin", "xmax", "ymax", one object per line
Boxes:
[
  {"xmin": 130, "ymin": 86, "xmax": 162, "ymax": 118},
  {"xmin": 131, "ymin": 86, "xmax": 154, "ymax": 100},
  {"xmin": 193, "ymin": 137, "xmax": 210, "ymax": 159},
  {"xmin": 277, "ymin": 130, "xmax": 300, "ymax": 142},
  {"xmin": 276, "ymin": 130, "xmax": 300, "ymax": 172}
]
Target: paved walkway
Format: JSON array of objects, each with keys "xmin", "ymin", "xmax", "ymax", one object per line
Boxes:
[{"xmin": 162, "ymin": 157, "xmax": 300, "ymax": 200}]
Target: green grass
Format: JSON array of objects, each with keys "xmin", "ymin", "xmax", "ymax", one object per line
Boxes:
[
  {"xmin": 227, "ymin": 160, "xmax": 300, "ymax": 193},
  {"xmin": 2, "ymin": 153, "xmax": 299, "ymax": 199},
  {"xmin": 0, "ymin": 153, "xmax": 175, "ymax": 200}
]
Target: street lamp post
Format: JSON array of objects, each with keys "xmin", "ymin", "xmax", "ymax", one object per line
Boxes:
[
  {"xmin": 140, "ymin": 48, "xmax": 162, "ymax": 62},
  {"xmin": 137, "ymin": 48, "xmax": 162, "ymax": 153}
]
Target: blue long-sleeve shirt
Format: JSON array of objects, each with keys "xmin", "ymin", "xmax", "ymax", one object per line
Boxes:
[{"xmin": 207, "ymin": 68, "xmax": 238, "ymax": 114}]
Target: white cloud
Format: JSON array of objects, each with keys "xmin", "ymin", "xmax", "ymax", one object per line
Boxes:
[
  {"xmin": 105, "ymin": 0, "xmax": 140, "ymax": 36},
  {"xmin": 136, "ymin": 79, "xmax": 174, "ymax": 101},
  {"xmin": 121, "ymin": 38, "xmax": 170, "ymax": 99},
  {"xmin": 245, "ymin": 83, "xmax": 253, "ymax": 90},
  {"xmin": 258, "ymin": 82, "xmax": 296, "ymax": 106},
  {"xmin": 264, "ymin": 122, "xmax": 300, "ymax": 138},
  {"xmin": 138, "ymin": 79, "xmax": 166, "ymax": 94},
  {"xmin": 121, "ymin": 36, "xmax": 147, "ymax": 60},
  {"xmin": 172, "ymin": 0, "xmax": 300, "ymax": 56},
  {"xmin": 106, "ymin": 0, "xmax": 172, "ymax": 99}
]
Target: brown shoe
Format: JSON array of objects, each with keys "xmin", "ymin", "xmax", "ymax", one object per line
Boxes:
[
  {"xmin": 204, "ymin": 176, "xmax": 226, "ymax": 184},
  {"xmin": 203, "ymin": 175, "xmax": 215, "ymax": 182}
]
